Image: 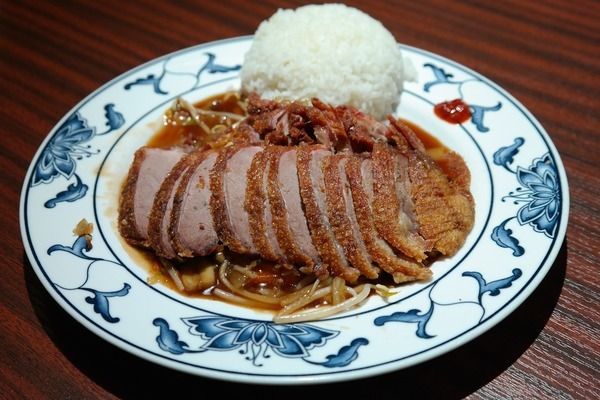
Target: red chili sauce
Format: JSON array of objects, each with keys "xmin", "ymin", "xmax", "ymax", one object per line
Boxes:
[{"xmin": 434, "ymin": 98, "xmax": 471, "ymax": 124}]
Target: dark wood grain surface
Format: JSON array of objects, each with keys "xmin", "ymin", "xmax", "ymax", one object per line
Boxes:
[{"xmin": 2, "ymin": 1, "xmax": 599, "ymax": 398}]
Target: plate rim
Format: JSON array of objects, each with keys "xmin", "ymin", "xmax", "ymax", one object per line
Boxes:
[{"xmin": 19, "ymin": 35, "xmax": 570, "ymax": 385}]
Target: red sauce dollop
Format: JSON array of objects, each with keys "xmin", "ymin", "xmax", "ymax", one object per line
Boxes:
[{"xmin": 434, "ymin": 99, "xmax": 471, "ymax": 124}]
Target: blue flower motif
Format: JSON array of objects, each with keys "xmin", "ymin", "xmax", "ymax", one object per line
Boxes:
[
  {"xmin": 183, "ymin": 316, "xmax": 338, "ymax": 365},
  {"xmin": 514, "ymin": 154, "xmax": 561, "ymax": 238},
  {"xmin": 32, "ymin": 113, "xmax": 96, "ymax": 186}
]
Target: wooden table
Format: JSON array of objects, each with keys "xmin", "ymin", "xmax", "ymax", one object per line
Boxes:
[{"xmin": 2, "ymin": 1, "xmax": 598, "ymax": 398}]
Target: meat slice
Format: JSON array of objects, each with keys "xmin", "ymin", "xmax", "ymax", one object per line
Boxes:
[
  {"xmin": 245, "ymin": 150, "xmax": 284, "ymax": 261},
  {"xmin": 118, "ymin": 147, "xmax": 184, "ymax": 247},
  {"xmin": 388, "ymin": 118, "xmax": 474, "ymax": 256},
  {"xmin": 223, "ymin": 146, "xmax": 263, "ymax": 253},
  {"xmin": 278, "ymin": 149, "xmax": 319, "ymax": 262},
  {"xmin": 265, "ymin": 146, "xmax": 318, "ymax": 271},
  {"xmin": 323, "ymin": 154, "xmax": 379, "ymax": 279},
  {"xmin": 346, "ymin": 156, "xmax": 431, "ymax": 282},
  {"xmin": 407, "ymin": 150, "xmax": 474, "ymax": 256},
  {"xmin": 297, "ymin": 146, "xmax": 360, "ymax": 282},
  {"xmin": 209, "ymin": 146, "xmax": 248, "ymax": 254},
  {"xmin": 147, "ymin": 152, "xmax": 198, "ymax": 259},
  {"xmin": 372, "ymin": 143, "xmax": 430, "ymax": 262},
  {"xmin": 170, "ymin": 150, "xmax": 219, "ymax": 257}
]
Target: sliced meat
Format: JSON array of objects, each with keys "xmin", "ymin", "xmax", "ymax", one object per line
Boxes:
[
  {"xmin": 170, "ymin": 150, "xmax": 219, "ymax": 257},
  {"xmin": 265, "ymin": 146, "xmax": 318, "ymax": 271},
  {"xmin": 346, "ymin": 156, "xmax": 431, "ymax": 282},
  {"xmin": 372, "ymin": 142, "xmax": 430, "ymax": 262},
  {"xmin": 118, "ymin": 147, "xmax": 184, "ymax": 247},
  {"xmin": 407, "ymin": 150, "xmax": 475, "ymax": 256},
  {"xmin": 147, "ymin": 152, "xmax": 198, "ymax": 259},
  {"xmin": 434, "ymin": 150, "xmax": 472, "ymax": 195},
  {"xmin": 297, "ymin": 146, "xmax": 359, "ymax": 282},
  {"xmin": 209, "ymin": 146, "xmax": 249, "ymax": 254},
  {"xmin": 388, "ymin": 118, "xmax": 474, "ymax": 256},
  {"xmin": 278, "ymin": 149, "xmax": 319, "ymax": 263},
  {"xmin": 224, "ymin": 146, "xmax": 263, "ymax": 253},
  {"xmin": 323, "ymin": 154, "xmax": 379, "ymax": 279},
  {"xmin": 245, "ymin": 150, "xmax": 284, "ymax": 261}
]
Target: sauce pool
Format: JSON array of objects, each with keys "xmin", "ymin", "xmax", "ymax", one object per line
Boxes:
[{"xmin": 147, "ymin": 91, "xmax": 245, "ymax": 149}]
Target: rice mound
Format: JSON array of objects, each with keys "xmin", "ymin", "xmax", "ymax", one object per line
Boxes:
[{"xmin": 240, "ymin": 4, "xmax": 413, "ymax": 121}]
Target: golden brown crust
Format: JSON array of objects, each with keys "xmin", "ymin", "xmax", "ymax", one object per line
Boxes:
[
  {"xmin": 210, "ymin": 145, "xmax": 250, "ymax": 254},
  {"xmin": 147, "ymin": 152, "xmax": 197, "ymax": 259},
  {"xmin": 345, "ymin": 156, "xmax": 431, "ymax": 282},
  {"xmin": 407, "ymin": 151, "xmax": 474, "ymax": 256},
  {"xmin": 265, "ymin": 146, "xmax": 316, "ymax": 268},
  {"xmin": 168, "ymin": 150, "xmax": 213, "ymax": 258},
  {"xmin": 323, "ymin": 155, "xmax": 375, "ymax": 279},
  {"xmin": 372, "ymin": 143, "xmax": 429, "ymax": 262},
  {"xmin": 244, "ymin": 150, "xmax": 280, "ymax": 261},
  {"xmin": 436, "ymin": 150, "xmax": 472, "ymax": 197},
  {"xmin": 118, "ymin": 147, "xmax": 148, "ymax": 247},
  {"xmin": 297, "ymin": 146, "xmax": 359, "ymax": 282}
]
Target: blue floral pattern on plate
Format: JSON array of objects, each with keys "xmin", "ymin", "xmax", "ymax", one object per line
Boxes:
[
  {"xmin": 20, "ymin": 37, "xmax": 568, "ymax": 384},
  {"xmin": 423, "ymin": 63, "xmax": 502, "ymax": 132},
  {"xmin": 374, "ymin": 268, "xmax": 522, "ymax": 338},
  {"xmin": 151, "ymin": 316, "xmax": 368, "ymax": 368},
  {"xmin": 47, "ymin": 227, "xmax": 130, "ymax": 323},
  {"xmin": 32, "ymin": 105, "xmax": 124, "ymax": 208},
  {"xmin": 491, "ymin": 138, "xmax": 561, "ymax": 255}
]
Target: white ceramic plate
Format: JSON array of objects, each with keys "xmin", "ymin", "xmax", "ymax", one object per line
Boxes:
[{"xmin": 20, "ymin": 36, "xmax": 568, "ymax": 385}]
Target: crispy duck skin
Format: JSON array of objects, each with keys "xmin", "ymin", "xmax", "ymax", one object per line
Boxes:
[
  {"xmin": 371, "ymin": 143, "xmax": 430, "ymax": 262},
  {"xmin": 297, "ymin": 146, "xmax": 359, "ymax": 282},
  {"xmin": 387, "ymin": 118, "xmax": 474, "ymax": 257},
  {"xmin": 209, "ymin": 145, "xmax": 250, "ymax": 254},
  {"xmin": 147, "ymin": 152, "xmax": 197, "ymax": 259},
  {"xmin": 345, "ymin": 156, "xmax": 431, "ymax": 282},
  {"xmin": 244, "ymin": 150, "xmax": 282, "ymax": 261},
  {"xmin": 169, "ymin": 150, "xmax": 218, "ymax": 258},
  {"xmin": 118, "ymin": 147, "xmax": 184, "ymax": 248},
  {"xmin": 265, "ymin": 146, "xmax": 318, "ymax": 270},
  {"xmin": 224, "ymin": 145, "xmax": 263, "ymax": 253},
  {"xmin": 118, "ymin": 148, "xmax": 147, "ymax": 247},
  {"xmin": 323, "ymin": 154, "xmax": 379, "ymax": 279},
  {"xmin": 119, "ymin": 96, "xmax": 474, "ymax": 284}
]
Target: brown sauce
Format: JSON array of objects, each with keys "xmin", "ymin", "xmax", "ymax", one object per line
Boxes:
[
  {"xmin": 400, "ymin": 118, "xmax": 445, "ymax": 150},
  {"xmin": 141, "ymin": 92, "xmax": 454, "ymax": 306},
  {"xmin": 147, "ymin": 91, "xmax": 245, "ymax": 149}
]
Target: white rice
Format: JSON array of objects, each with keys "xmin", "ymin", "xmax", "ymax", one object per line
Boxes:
[{"xmin": 240, "ymin": 4, "xmax": 415, "ymax": 120}]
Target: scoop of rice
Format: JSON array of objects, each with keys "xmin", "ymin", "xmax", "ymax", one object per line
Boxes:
[{"xmin": 240, "ymin": 4, "xmax": 414, "ymax": 120}]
